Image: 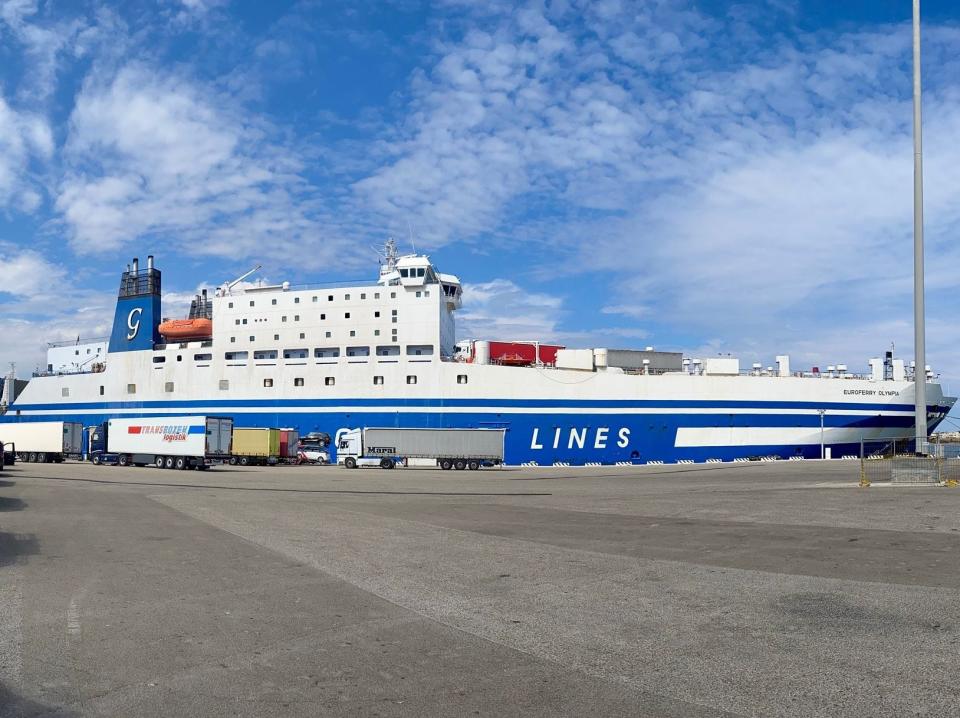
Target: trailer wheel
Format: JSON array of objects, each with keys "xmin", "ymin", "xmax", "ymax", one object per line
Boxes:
[
  {"xmin": 379, "ymin": 458, "xmax": 393, "ymax": 470},
  {"xmin": 37, "ymin": 452, "xmax": 47, "ymax": 463},
  {"xmin": 118, "ymin": 454, "xmax": 130, "ymax": 467},
  {"xmin": 175, "ymin": 457, "xmax": 187, "ymax": 470},
  {"xmin": 164, "ymin": 456, "xmax": 175, "ymax": 470},
  {"xmin": 440, "ymin": 459, "xmax": 453, "ymax": 470},
  {"xmin": 239, "ymin": 456, "xmax": 249, "ymax": 466},
  {"xmin": 153, "ymin": 456, "xmax": 164, "ymax": 468},
  {"xmin": 27, "ymin": 452, "xmax": 37, "ymax": 463},
  {"xmin": 468, "ymin": 460, "xmax": 480, "ymax": 471},
  {"xmin": 344, "ymin": 457, "xmax": 357, "ymax": 469},
  {"xmin": 229, "ymin": 456, "xmax": 238, "ymax": 466},
  {"xmin": 454, "ymin": 459, "xmax": 467, "ymax": 471}
]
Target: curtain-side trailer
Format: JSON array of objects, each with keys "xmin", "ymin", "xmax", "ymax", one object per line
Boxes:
[
  {"xmin": 3, "ymin": 421, "xmax": 84, "ymax": 463},
  {"xmin": 89, "ymin": 416, "xmax": 233, "ymax": 469},
  {"xmin": 337, "ymin": 427, "xmax": 505, "ymax": 470}
]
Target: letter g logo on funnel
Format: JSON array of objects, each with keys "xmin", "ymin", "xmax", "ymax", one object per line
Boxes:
[{"xmin": 126, "ymin": 307, "xmax": 143, "ymax": 340}]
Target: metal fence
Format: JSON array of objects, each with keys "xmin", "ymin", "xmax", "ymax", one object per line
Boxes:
[{"xmin": 860, "ymin": 437, "xmax": 960, "ymax": 485}]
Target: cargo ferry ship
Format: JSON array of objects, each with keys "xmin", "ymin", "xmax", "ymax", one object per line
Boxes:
[{"xmin": 1, "ymin": 243, "xmax": 954, "ymax": 465}]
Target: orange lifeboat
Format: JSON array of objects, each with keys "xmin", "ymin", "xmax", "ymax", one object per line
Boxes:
[{"xmin": 158, "ymin": 318, "xmax": 213, "ymax": 341}]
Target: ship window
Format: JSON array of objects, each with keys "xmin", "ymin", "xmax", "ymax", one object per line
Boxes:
[
  {"xmin": 225, "ymin": 351, "xmax": 248, "ymax": 361},
  {"xmin": 325, "ymin": 376, "xmax": 335, "ymax": 386},
  {"xmin": 312, "ymin": 296, "xmax": 317, "ymax": 302},
  {"xmin": 299, "ymin": 332, "xmax": 305, "ymax": 339},
  {"xmin": 219, "ymin": 380, "xmax": 229, "ymax": 390},
  {"xmin": 294, "ymin": 315, "xmax": 300, "ymax": 321},
  {"xmin": 274, "ymin": 334, "xmax": 279, "ymax": 341},
  {"xmin": 272, "ymin": 299, "xmax": 277, "ymax": 305},
  {"xmin": 406, "ymin": 375, "xmax": 417, "ymax": 385},
  {"xmin": 263, "ymin": 378, "xmax": 274, "ymax": 387},
  {"xmin": 282, "ymin": 316, "xmax": 287, "ymax": 322},
  {"xmin": 242, "ymin": 318, "xmax": 247, "ymax": 324},
  {"xmin": 376, "ymin": 345, "xmax": 400, "ymax": 356},
  {"xmin": 345, "ymin": 294, "xmax": 350, "ymax": 300},
  {"xmin": 361, "ymin": 293, "xmax": 366, "ymax": 300},
  {"xmin": 416, "ymin": 291, "xmax": 421, "ymax": 298},
  {"xmin": 392, "ymin": 317, "xmax": 397, "ymax": 323},
  {"xmin": 328, "ymin": 295, "xmax": 333, "ymax": 301},
  {"xmin": 284, "ymin": 348, "xmax": 308, "ymax": 359},
  {"xmin": 374, "ymin": 292, "xmax": 380, "ymax": 299},
  {"xmin": 294, "ymin": 377, "xmax": 304, "ymax": 387},
  {"xmin": 417, "ymin": 267, "xmax": 425, "ymax": 277},
  {"xmin": 249, "ymin": 300, "xmax": 255, "ymax": 307},
  {"xmin": 228, "ymin": 302, "xmax": 233, "ymax": 308},
  {"xmin": 99, "ymin": 385, "xmax": 104, "ymax": 396},
  {"xmin": 425, "ymin": 290, "xmax": 430, "ymax": 297},
  {"xmin": 75, "ymin": 350, "xmax": 79, "ymax": 356},
  {"xmin": 407, "ymin": 345, "xmax": 434, "ymax": 356},
  {"xmin": 325, "ymin": 331, "xmax": 331, "ymax": 338},
  {"xmin": 230, "ymin": 337, "xmax": 236, "ymax": 343},
  {"xmin": 400, "ymin": 268, "xmax": 408, "ymax": 277},
  {"xmin": 391, "ymin": 292, "xmax": 396, "ymax": 298},
  {"xmin": 314, "ymin": 347, "xmax": 340, "ymax": 358},
  {"xmin": 152, "ymin": 356, "xmax": 165, "ymax": 364},
  {"xmin": 320, "ymin": 313, "xmax": 326, "ymax": 320},
  {"xmin": 254, "ymin": 350, "xmax": 278, "ymax": 360},
  {"xmin": 344, "ymin": 312, "xmax": 350, "ymax": 319},
  {"xmin": 62, "ymin": 387, "xmax": 69, "ymax": 397},
  {"xmin": 374, "ymin": 311, "xmax": 380, "ymax": 318},
  {"xmin": 294, "ymin": 297, "xmax": 300, "ymax": 304},
  {"xmin": 346, "ymin": 346, "xmax": 369, "ymax": 357},
  {"xmin": 249, "ymin": 335, "xmax": 255, "ymax": 342},
  {"xmin": 177, "ymin": 355, "xmax": 182, "ymax": 362},
  {"xmin": 392, "ymin": 309, "xmax": 397, "ymax": 315},
  {"xmin": 374, "ymin": 375, "xmax": 384, "ymax": 385},
  {"xmin": 164, "ymin": 382, "xmax": 174, "ymax": 393},
  {"xmin": 374, "ymin": 330, "xmax": 380, "ymax": 336},
  {"xmin": 194, "ymin": 353, "xmax": 212, "ymax": 361},
  {"xmin": 235, "ymin": 319, "xmax": 240, "ymax": 325},
  {"xmin": 349, "ymin": 330, "xmax": 356, "ymax": 337},
  {"xmin": 127, "ymin": 383, "xmax": 136, "ymax": 394},
  {"xmin": 457, "ymin": 374, "xmax": 468, "ymax": 384}
]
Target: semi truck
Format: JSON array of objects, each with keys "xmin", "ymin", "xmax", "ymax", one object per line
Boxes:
[
  {"xmin": 88, "ymin": 416, "xmax": 233, "ymax": 469},
  {"xmin": 336, "ymin": 427, "xmax": 505, "ymax": 470},
  {"xmin": 229, "ymin": 427, "xmax": 280, "ymax": 466},
  {"xmin": 3, "ymin": 421, "xmax": 84, "ymax": 463}
]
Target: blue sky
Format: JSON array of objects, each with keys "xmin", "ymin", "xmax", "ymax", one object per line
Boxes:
[{"xmin": 1, "ymin": 0, "xmax": 960, "ymax": 399}]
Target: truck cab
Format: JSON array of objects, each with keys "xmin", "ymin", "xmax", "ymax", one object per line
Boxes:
[{"xmin": 337, "ymin": 429, "xmax": 397, "ymax": 470}]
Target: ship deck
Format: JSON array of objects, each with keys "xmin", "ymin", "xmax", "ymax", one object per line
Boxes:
[{"xmin": 2, "ymin": 460, "xmax": 958, "ymax": 716}]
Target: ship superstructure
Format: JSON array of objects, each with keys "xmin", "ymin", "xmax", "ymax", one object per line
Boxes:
[{"xmin": 2, "ymin": 248, "xmax": 955, "ymax": 465}]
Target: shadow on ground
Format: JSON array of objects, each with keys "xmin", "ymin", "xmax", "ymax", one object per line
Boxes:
[
  {"xmin": 0, "ymin": 530, "xmax": 38, "ymax": 569},
  {"xmin": 0, "ymin": 496, "xmax": 26, "ymax": 512},
  {"xmin": 0, "ymin": 681, "xmax": 78, "ymax": 718}
]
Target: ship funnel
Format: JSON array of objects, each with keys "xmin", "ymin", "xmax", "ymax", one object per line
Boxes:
[
  {"xmin": 147, "ymin": 255, "xmax": 154, "ymax": 270},
  {"xmin": 132, "ymin": 257, "xmax": 139, "ymax": 274}
]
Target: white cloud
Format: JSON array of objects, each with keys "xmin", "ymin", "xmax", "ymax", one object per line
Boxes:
[
  {"xmin": 0, "ymin": 245, "xmax": 64, "ymax": 295},
  {"xmin": 458, "ymin": 278, "xmax": 563, "ymax": 341},
  {"xmin": 57, "ymin": 63, "xmax": 340, "ymax": 268},
  {"xmin": 0, "ymin": 95, "xmax": 52, "ymax": 209}
]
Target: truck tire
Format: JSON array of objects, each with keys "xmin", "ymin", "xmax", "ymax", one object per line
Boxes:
[
  {"xmin": 155, "ymin": 456, "xmax": 165, "ymax": 468},
  {"xmin": 27, "ymin": 452, "xmax": 37, "ymax": 463},
  {"xmin": 379, "ymin": 458, "xmax": 393, "ymax": 470},
  {"xmin": 468, "ymin": 460, "xmax": 480, "ymax": 471},
  {"xmin": 118, "ymin": 454, "xmax": 130, "ymax": 467},
  {"xmin": 439, "ymin": 459, "xmax": 452, "ymax": 470},
  {"xmin": 344, "ymin": 457, "xmax": 357, "ymax": 469},
  {"xmin": 454, "ymin": 459, "xmax": 467, "ymax": 471},
  {"xmin": 239, "ymin": 456, "xmax": 249, "ymax": 466},
  {"xmin": 175, "ymin": 456, "xmax": 187, "ymax": 470},
  {"xmin": 37, "ymin": 452, "xmax": 47, "ymax": 463},
  {"xmin": 92, "ymin": 454, "xmax": 102, "ymax": 465},
  {"xmin": 164, "ymin": 456, "xmax": 175, "ymax": 470},
  {"xmin": 229, "ymin": 456, "xmax": 238, "ymax": 465}
]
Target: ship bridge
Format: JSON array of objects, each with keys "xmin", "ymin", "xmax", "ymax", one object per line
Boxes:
[{"xmin": 376, "ymin": 239, "xmax": 462, "ymax": 310}]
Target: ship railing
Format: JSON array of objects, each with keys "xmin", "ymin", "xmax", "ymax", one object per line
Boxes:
[
  {"xmin": 33, "ymin": 363, "xmax": 106, "ymax": 378},
  {"xmin": 46, "ymin": 336, "xmax": 110, "ymax": 349}
]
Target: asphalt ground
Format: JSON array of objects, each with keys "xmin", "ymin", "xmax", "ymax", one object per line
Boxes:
[{"xmin": 1, "ymin": 459, "xmax": 959, "ymax": 717}]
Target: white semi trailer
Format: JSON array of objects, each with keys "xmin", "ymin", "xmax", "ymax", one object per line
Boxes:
[
  {"xmin": 336, "ymin": 427, "xmax": 506, "ymax": 470},
  {"xmin": 92, "ymin": 416, "xmax": 234, "ymax": 469},
  {"xmin": 3, "ymin": 421, "xmax": 84, "ymax": 463}
]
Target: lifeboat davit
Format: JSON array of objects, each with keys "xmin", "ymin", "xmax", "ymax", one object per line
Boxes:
[{"xmin": 158, "ymin": 318, "xmax": 213, "ymax": 341}]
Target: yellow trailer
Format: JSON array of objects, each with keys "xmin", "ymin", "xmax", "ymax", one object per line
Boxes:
[{"xmin": 229, "ymin": 428, "xmax": 280, "ymax": 466}]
